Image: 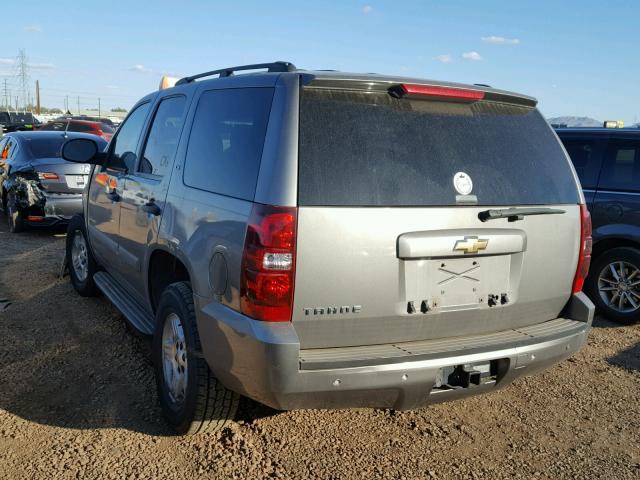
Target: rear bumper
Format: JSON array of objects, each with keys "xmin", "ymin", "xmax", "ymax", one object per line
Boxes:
[
  {"xmin": 196, "ymin": 293, "xmax": 594, "ymax": 411},
  {"xmin": 27, "ymin": 193, "xmax": 82, "ymax": 225}
]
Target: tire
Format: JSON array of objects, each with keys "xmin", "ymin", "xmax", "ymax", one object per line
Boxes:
[
  {"xmin": 6, "ymin": 191, "xmax": 24, "ymax": 233},
  {"xmin": 66, "ymin": 214, "xmax": 100, "ymax": 297},
  {"xmin": 586, "ymin": 247, "xmax": 640, "ymax": 324},
  {"xmin": 153, "ymin": 281, "xmax": 239, "ymax": 435}
]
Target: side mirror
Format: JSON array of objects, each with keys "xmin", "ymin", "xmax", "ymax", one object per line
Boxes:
[{"xmin": 62, "ymin": 138, "xmax": 104, "ymax": 165}]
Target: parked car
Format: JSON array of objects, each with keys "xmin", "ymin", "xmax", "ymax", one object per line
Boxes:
[
  {"xmin": 0, "ymin": 111, "xmax": 39, "ymax": 133},
  {"xmin": 60, "ymin": 61, "xmax": 594, "ymax": 435},
  {"xmin": 556, "ymin": 126, "xmax": 640, "ymax": 323},
  {"xmin": 39, "ymin": 119, "xmax": 114, "ymax": 141},
  {"xmin": 0, "ymin": 131, "xmax": 107, "ymax": 232},
  {"xmin": 56, "ymin": 115, "xmax": 116, "ymax": 127}
]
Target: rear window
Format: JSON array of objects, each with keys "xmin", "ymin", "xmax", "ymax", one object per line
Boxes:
[
  {"xmin": 298, "ymin": 89, "xmax": 580, "ymax": 206},
  {"xmin": 25, "ymin": 137, "xmax": 65, "ymax": 158},
  {"xmin": 68, "ymin": 122, "xmax": 94, "ymax": 133},
  {"xmin": 39, "ymin": 122, "xmax": 67, "ymax": 131},
  {"xmin": 183, "ymin": 87, "xmax": 274, "ymax": 201}
]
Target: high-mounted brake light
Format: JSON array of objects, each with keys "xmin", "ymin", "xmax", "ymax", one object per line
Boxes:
[
  {"xmin": 240, "ymin": 204, "xmax": 297, "ymax": 322},
  {"xmin": 572, "ymin": 204, "xmax": 592, "ymax": 293},
  {"xmin": 37, "ymin": 172, "xmax": 59, "ymax": 180},
  {"xmin": 390, "ymin": 84, "xmax": 485, "ymax": 102}
]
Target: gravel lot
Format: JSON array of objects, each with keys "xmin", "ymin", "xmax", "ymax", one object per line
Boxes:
[{"xmin": 0, "ymin": 221, "xmax": 638, "ymax": 479}]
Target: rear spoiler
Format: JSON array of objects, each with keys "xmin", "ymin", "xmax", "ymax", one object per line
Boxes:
[{"xmin": 301, "ymin": 75, "xmax": 537, "ymax": 108}]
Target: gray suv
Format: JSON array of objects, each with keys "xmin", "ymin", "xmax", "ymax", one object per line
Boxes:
[{"xmin": 61, "ymin": 62, "xmax": 595, "ymax": 435}]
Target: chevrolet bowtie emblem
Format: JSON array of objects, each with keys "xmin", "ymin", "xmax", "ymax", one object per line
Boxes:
[{"xmin": 453, "ymin": 236, "xmax": 489, "ymax": 254}]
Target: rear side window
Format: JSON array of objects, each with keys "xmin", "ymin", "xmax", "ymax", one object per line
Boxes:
[
  {"xmin": 299, "ymin": 89, "xmax": 580, "ymax": 206},
  {"xmin": 183, "ymin": 88, "xmax": 274, "ymax": 200},
  {"xmin": 599, "ymin": 140, "xmax": 640, "ymax": 192},
  {"xmin": 560, "ymin": 137, "xmax": 605, "ymax": 189}
]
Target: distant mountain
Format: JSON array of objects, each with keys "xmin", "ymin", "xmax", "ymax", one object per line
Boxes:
[{"xmin": 547, "ymin": 116, "xmax": 601, "ymax": 127}]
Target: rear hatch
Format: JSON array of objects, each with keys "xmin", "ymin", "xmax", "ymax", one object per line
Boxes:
[{"xmin": 292, "ymin": 82, "xmax": 582, "ymax": 349}]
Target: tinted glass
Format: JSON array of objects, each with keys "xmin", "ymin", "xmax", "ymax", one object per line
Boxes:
[
  {"xmin": 11, "ymin": 113, "xmax": 34, "ymax": 123},
  {"xmin": 39, "ymin": 122, "xmax": 67, "ymax": 131},
  {"xmin": 299, "ymin": 89, "xmax": 580, "ymax": 206},
  {"xmin": 560, "ymin": 138, "xmax": 604, "ymax": 189},
  {"xmin": 68, "ymin": 122, "xmax": 93, "ymax": 133},
  {"xmin": 99, "ymin": 123, "xmax": 115, "ymax": 133},
  {"xmin": 24, "ymin": 137, "xmax": 66, "ymax": 158},
  {"xmin": 184, "ymin": 88, "xmax": 274, "ymax": 200},
  {"xmin": 0, "ymin": 113, "xmax": 10, "ymax": 123},
  {"xmin": 599, "ymin": 140, "xmax": 640, "ymax": 192},
  {"xmin": 108, "ymin": 102, "xmax": 151, "ymax": 171},
  {"xmin": 139, "ymin": 96, "xmax": 187, "ymax": 176}
]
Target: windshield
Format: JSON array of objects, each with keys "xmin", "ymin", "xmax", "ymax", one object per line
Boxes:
[{"xmin": 298, "ymin": 88, "xmax": 580, "ymax": 207}]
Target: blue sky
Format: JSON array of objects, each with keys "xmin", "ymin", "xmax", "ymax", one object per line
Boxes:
[{"xmin": 2, "ymin": 0, "xmax": 638, "ymax": 123}]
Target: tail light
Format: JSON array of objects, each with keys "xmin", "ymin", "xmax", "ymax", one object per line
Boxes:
[
  {"xmin": 240, "ymin": 204, "xmax": 297, "ymax": 322},
  {"xmin": 572, "ymin": 204, "xmax": 592, "ymax": 293},
  {"xmin": 37, "ymin": 172, "xmax": 59, "ymax": 180}
]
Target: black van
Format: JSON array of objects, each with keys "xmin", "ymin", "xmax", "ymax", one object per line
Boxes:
[{"xmin": 557, "ymin": 127, "xmax": 640, "ymax": 323}]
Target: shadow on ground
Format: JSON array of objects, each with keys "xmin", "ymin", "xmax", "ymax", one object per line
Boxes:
[{"xmin": 0, "ymin": 221, "xmax": 278, "ymax": 435}]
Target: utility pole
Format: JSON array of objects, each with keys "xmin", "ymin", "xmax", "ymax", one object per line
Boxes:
[
  {"xmin": 65, "ymin": 95, "xmax": 69, "ymax": 113},
  {"xmin": 98, "ymin": 97, "xmax": 101, "ymax": 118},
  {"xmin": 15, "ymin": 96, "xmax": 18, "ymax": 111},
  {"xmin": 77, "ymin": 96, "xmax": 80, "ymax": 115},
  {"xmin": 35, "ymin": 80, "xmax": 40, "ymax": 115}
]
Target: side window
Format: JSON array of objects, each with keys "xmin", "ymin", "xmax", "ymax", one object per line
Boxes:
[
  {"xmin": 561, "ymin": 138, "xmax": 605, "ymax": 189},
  {"xmin": 139, "ymin": 96, "xmax": 187, "ymax": 177},
  {"xmin": 107, "ymin": 102, "xmax": 151, "ymax": 172},
  {"xmin": 599, "ymin": 140, "xmax": 640, "ymax": 192},
  {"xmin": 183, "ymin": 88, "xmax": 274, "ymax": 200}
]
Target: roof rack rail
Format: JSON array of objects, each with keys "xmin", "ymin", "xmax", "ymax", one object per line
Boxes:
[{"xmin": 175, "ymin": 61, "xmax": 297, "ymax": 85}]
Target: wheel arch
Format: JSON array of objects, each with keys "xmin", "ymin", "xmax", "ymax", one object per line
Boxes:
[{"xmin": 147, "ymin": 246, "xmax": 194, "ymax": 313}]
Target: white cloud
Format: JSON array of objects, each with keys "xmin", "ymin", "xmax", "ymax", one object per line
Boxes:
[
  {"xmin": 481, "ymin": 35, "xmax": 520, "ymax": 45},
  {"xmin": 24, "ymin": 25, "xmax": 42, "ymax": 33},
  {"xmin": 362, "ymin": 5, "xmax": 373, "ymax": 14},
  {"xmin": 434, "ymin": 54, "xmax": 452, "ymax": 63},
  {"xmin": 29, "ymin": 62, "xmax": 55, "ymax": 70},
  {"xmin": 129, "ymin": 64, "xmax": 152, "ymax": 74},
  {"xmin": 0, "ymin": 58, "xmax": 14, "ymax": 65},
  {"xmin": 462, "ymin": 51, "xmax": 483, "ymax": 61}
]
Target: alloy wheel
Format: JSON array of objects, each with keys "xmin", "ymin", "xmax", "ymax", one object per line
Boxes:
[{"xmin": 597, "ymin": 261, "xmax": 640, "ymax": 313}]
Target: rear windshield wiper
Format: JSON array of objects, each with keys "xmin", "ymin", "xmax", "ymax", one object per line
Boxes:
[{"xmin": 478, "ymin": 207, "xmax": 566, "ymax": 222}]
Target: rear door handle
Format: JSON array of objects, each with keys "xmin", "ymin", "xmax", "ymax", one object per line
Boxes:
[{"xmin": 142, "ymin": 201, "xmax": 161, "ymax": 216}]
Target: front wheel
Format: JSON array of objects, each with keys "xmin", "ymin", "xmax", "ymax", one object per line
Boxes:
[
  {"xmin": 153, "ymin": 282, "xmax": 239, "ymax": 435},
  {"xmin": 586, "ymin": 247, "xmax": 640, "ymax": 324}
]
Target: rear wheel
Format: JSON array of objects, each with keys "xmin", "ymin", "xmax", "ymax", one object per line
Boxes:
[
  {"xmin": 586, "ymin": 247, "xmax": 640, "ymax": 324},
  {"xmin": 153, "ymin": 282, "xmax": 239, "ymax": 435},
  {"xmin": 66, "ymin": 215, "xmax": 99, "ymax": 296},
  {"xmin": 6, "ymin": 191, "xmax": 24, "ymax": 233}
]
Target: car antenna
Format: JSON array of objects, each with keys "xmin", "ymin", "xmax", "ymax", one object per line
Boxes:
[{"xmin": 64, "ymin": 119, "xmax": 70, "ymax": 138}]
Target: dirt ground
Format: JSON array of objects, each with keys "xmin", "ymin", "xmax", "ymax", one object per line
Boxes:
[{"xmin": 0, "ymin": 221, "xmax": 638, "ymax": 480}]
